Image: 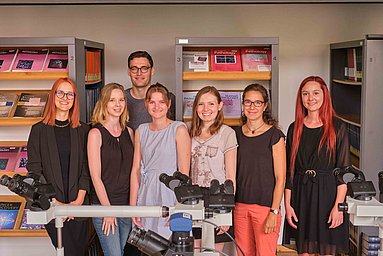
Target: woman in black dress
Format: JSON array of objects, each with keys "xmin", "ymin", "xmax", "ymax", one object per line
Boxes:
[
  {"xmin": 284, "ymin": 76, "xmax": 350, "ymax": 255},
  {"xmin": 27, "ymin": 78, "xmax": 90, "ymax": 256}
]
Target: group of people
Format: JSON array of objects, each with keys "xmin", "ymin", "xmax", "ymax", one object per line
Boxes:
[{"xmin": 26, "ymin": 50, "xmax": 351, "ymax": 256}]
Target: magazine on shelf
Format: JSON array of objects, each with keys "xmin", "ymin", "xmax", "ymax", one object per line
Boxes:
[
  {"xmin": 14, "ymin": 146, "xmax": 28, "ymax": 173},
  {"xmin": 182, "ymin": 91, "xmax": 197, "ymax": 119},
  {"xmin": 43, "ymin": 50, "xmax": 68, "ymax": 72},
  {"xmin": 182, "ymin": 51, "xmax": 209, "ymax": 72},
  {"xmin": 0, "ymin": 49, "xmax": 18, "ymax": 72},
  {"xmin": 0, "ymin": 146, "xmax": 20, "ymax": 172},
  {"xmin": 13, "ymin": 93, "xmax": 49, "ymax": 118},
  {"xmin": 11, "ymin": 49, "xmax": 49, "ymax": 72},
  {"xmin": 219, "ymin": 91, "xmax": 242, "ymax": 118},
  {"xmin": 210, "ymin": 48, "xmax": 242, "ymax": 72},
  {"xmin": 0, "ymin": 92, "xmax": 19, "ymax": 117},
  {"xmin": 19, "ymin": 209, "xmax": 45, "ymax": 230},
  {"xmin": 241, "ymin": 47, "xmax": 272, "ymax": 72},
  {"xmin": 0, "ymin": 201, "xmax": 22, "ymax": 230}
]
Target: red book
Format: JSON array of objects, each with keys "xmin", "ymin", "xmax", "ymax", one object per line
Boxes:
[
  {"xmin": 241, "ymin": 47, "xmax": 271, "ymax": 72},
  {"xmin": 210, "ymin": 48, "xmax": 242, "ymax": 72},
  {"xmin": 0, "ymin": 49, "xmax": 18, "ymax": 72},
  {"xmin": 11, "ymin": 49, "xmax": 48, "ymax": 72}
]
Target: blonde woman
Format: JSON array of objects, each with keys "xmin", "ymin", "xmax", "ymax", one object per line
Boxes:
[{"xmin": 88, "ymin": 83, "xmax": 134, "ymax": 256}]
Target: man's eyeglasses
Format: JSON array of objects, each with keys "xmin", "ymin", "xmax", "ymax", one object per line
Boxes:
[
  {"xmin": 56, "ymin": 90, "xmax": 75, "ymax": 100},
  {"xmin": 129, "ymin": 66, "xmax": 151, "ymax": 74},
  {"xmin": 243, "ymin": 99, "xmax": 265, "ymax": 107}
]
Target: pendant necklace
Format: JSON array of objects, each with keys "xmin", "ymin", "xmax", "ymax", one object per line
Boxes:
[{"xmin": 246, "ymin": 122, "xmax": 265, "ymax": 134}]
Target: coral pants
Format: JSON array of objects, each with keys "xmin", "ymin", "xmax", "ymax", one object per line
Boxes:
[{"xmin": 234, "ymin": 203, "xmax": 281, "ymax": 256}]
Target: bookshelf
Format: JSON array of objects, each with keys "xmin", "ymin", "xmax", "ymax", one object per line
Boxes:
[
  {"xmin": 330, "ymin": 34, "xmax": 383, "ymax": 256},
  {"xmin": 175, "ymin": 37, "xmax": 279, "ymax": 126},
  {"xmin": 0, "ymin": 37, "xmax": 105, "ymax": 124}
]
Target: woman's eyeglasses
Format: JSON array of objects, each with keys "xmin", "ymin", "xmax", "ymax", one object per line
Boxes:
[
  {"xmin": 243, "ymin": 99, "xmax": 265, "ymax": 107},
  {"xmin": 56, "ymin": 90, "xmax": 75, "ymax": 100}
]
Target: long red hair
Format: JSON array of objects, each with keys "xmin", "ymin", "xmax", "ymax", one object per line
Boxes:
[
  {"xmin": 43, "ymin": 77, "xmax": 80, "ymax": 128},
  {"xmin": 289, "ymin": 76, "xmax": 337, "ymax": 177}
]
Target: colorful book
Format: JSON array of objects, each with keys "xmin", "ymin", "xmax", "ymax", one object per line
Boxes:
[
  {"xmin": 210, "ymin": 48, "xmax": 242, "ymax": 72},
  {"xmin": 0, "ymin": 146, "xmax": 20, "ymax": 172},
  {"xmin": 347, "ymin": 48, "xmax": 357, "ymax": 81},
  {"xmin": 0, "ymin": 202, "xmax": 22, "ymax": 230},
  {"xmin": 182, "ymin": 51, "xmax": 209, "ymax": 72},
  {"xmin": 43, "ymin": 50, "xmax": 68, "ymax": 72},
  {"xmin": 241, "ymin": 47, "xmax": 272, "ymax": 72},
  {"xmin": 11, "ymin": 49, "xmax": 49, "ymax": 72},
  {"xmin": 13, "ymin": 93, "xmax": 49, "ymax": 118},
  {"xmin": 0, "ymin": 92, "xmax": 19, "ymax": 117},
  {"xmin": 182, "ymin": 91, "xmax": 197, "ymax": 119},
  {"xmin": 219, "ymin": 91, "xmax": 242, "ymax": 118},
  {"xmin": 19, "ymin": 209, "xmax": 45, "ymax": 230},
  {"xmin": 0, "ymin": 49, "xmax": 18, "ymax": 72},
  {"xmin": 14, "ymin": 146, "xmax": 28, "ymax": 173}
]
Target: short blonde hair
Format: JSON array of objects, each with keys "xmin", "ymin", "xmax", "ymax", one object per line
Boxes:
[{"xmin": 91, "ymin": 83, "xmax": 128, "ymax": 129}]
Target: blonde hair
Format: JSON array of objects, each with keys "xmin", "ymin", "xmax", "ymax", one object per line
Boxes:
[{"xmin": 91, "ymin": 83, "xmax": 128, "ymax": 129}]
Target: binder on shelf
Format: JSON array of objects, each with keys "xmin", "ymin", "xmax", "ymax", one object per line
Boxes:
[
  {"xmin": 86, "ymin": 49, "xmax": 102, "ymax": 83},
  {"xmin": 13, "ymin": 92, "xmax": 49, "ymax": 118},
  {"xmin": 11, "ymin": 49, "xmax": 49, "ymax": 72},
  {"xmin": 0, "ymin": 92, "xmax": 19, "ymax": 117},
  {"xmin": 210, "ymin": 48, "xmax": 242, "ymax": 72},
  {"xmin": 241, "ymin": 47, "xmax": 271, "ymax": 72},
  {"xmin": 0, "ymin": 146, "xmax": 20, "ymax": 172},
  {"xmin": 347, "ymin": 48, "xmax": 357, "ymax": 81},
  {"xmin": 182, "ymin": 51, "xmax": 209, "ymax": 72},
  {"xmin": 43, "ymin": 50, "xmax": 68, "ymax": 72},
  {"xmin": 0, "ymin": 49, "xmax": 18, "ymax": 72}
]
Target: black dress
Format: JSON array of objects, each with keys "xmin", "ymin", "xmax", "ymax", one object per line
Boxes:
[{"xmin": 285, "ymin": 118, "xmax": 350, "ymax": 255}]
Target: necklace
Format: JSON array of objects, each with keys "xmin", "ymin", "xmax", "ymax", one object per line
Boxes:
[
  {"xmin": 55, "ymin": 120, "xmax": 69, "ymax": 128},
  {"xmin": 246, "ymin": 122, "xmax": 265, "ymax": 134}
]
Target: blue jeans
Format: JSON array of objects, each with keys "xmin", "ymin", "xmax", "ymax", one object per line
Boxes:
[{"xmin": 93, "ymin": 217, "xmax": 132, "ymax": 256}]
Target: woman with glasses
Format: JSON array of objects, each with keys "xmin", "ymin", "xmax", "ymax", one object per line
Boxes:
[
  {"xmin": 234, "ymin": 83, "xmax": 286, "ymax": 256},
  {"xmin": 87, "ymin": 83, "xmax": 134, "ymax": 256},
  {"xmin": 284, "ymin": 76, "xmax": 350, "ymax": 256},
  {"xmin": 26, "ymin": 78, "xmax": 90, "ymax": 256}
]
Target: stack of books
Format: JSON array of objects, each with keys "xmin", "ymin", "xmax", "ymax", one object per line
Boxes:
[{"xmin": 361, "ymin": 232, "xmax": 380, "ymax": 256}]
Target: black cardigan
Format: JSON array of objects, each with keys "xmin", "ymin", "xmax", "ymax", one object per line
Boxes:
[{"xmin": 26, "ymin": 121, "xmax": 90, "ymax": 205}]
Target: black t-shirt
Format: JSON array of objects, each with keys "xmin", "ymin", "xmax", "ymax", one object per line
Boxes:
[{"xmin": 234, "ymin": 126, "xmax": 285, "ymax": 207}]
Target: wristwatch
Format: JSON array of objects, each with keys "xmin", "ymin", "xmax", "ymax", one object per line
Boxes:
[{"xmin": 270, "ymin": 208, "xmax": 279, "ymax": 215}]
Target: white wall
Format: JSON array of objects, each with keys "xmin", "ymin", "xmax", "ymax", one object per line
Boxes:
[{"xmin": 1, "ymin": 3, "xmax": 383, "ymax": 255}]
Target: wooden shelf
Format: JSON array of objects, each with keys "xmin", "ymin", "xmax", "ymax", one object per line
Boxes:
[
  {"xmin": 332, "ymin": 79, "xmax": 362, "ymax": 86},
  {"xmin": 183, "ymin": 117, "xmax": 241, "ymax": 127},
  {"xmin": 0, "ymin": 230, "xmax": 47, "ymax": 237},
  {"xmin": 0, "ymin": 117, "xmax": 43, "ymax": 126},
  {"xmin": 0, "ymin": 72, "xmax": 68, "ymax": 80},
  {"xmin": 0, "ymin": 141, "xmax": 27, "ymax": 147},
  {"xmin": 183, "ymin": 71, "xmax": 271, "ymax": 81}
]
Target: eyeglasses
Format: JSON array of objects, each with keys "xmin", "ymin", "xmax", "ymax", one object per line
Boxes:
[
  {"xmin": 243, "ymin": 99, "xmax": 265, "ymax": 107},
  {"xmin": 56, "ymin": 90, "xmax": 75, "ymax": 100},
  {"xmin": 129, "ymin": 66, "xmax": 151, "ymax": 74}
]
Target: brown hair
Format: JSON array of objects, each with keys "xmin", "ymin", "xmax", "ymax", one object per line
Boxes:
[
  {"xmin": 189, "ymin": 86, "xmax": 224, "ymax": 137},
  {"xmin": 43, "ymin": 77, "xmax": 80, "ymax": 128}
]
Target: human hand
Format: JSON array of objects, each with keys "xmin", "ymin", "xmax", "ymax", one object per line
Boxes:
[
  {"xmin": 264, "ymin": 213, "xmax": 278, "ymax": 234},
  {"xmin": 328, "ymin": 205, "xmax": 343, "ymax": 229},
  {"xmin": 216, "ymin": 225, "xmax": 230, "ymax": 235},
  {"xmin": 285, "ymin": 204, "xmax": 298, "ymax": 229},
  {"xmin": 132, "ymin": 217, "xmax": 142, "ymax": 228},
  {"xmin": 102, "ymin": 217, "xmax": 117, "ymax": 236}
]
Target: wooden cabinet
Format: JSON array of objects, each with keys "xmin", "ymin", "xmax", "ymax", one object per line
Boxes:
[{"xmin": 175, "ymin": 37, "xmax": 279, "ymax": 126}]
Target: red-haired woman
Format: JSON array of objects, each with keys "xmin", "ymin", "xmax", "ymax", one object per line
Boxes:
[
  {"xmin": 284, "ymin": 76, "xmax": 350, "ymax": 256},
  {"xmin": 27, "ymin": 78, "xmax": 90, "ymax": 256}
]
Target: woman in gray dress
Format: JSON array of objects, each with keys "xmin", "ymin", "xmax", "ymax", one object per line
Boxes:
[{"xmin": 129, "ymin": 83, "xmax": 191, "ymax": 238}]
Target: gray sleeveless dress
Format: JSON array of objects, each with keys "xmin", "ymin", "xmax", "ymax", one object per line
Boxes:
[{"xmin": 137, "ymin": 121, "xmax": 186, "ymax": 238}]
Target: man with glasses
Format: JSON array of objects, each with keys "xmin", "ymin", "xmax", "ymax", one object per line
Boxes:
[{"xmin": 125, "ymin": 51, "xmax": 175, "ymax": 131}]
